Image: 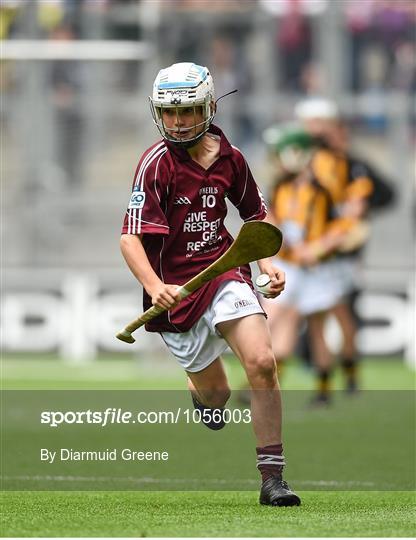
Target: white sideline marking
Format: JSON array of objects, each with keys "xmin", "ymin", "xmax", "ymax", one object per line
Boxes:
[
  {"xmin": 2, "ymin": 475, "xmax": 376, "ymax": 487},
  {"xmin": 5, "ymin": 475, "xmax": 250, "ymax": 484}
]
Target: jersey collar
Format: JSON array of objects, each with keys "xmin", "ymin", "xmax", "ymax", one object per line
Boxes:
[{"xmin": 164, "ymin": 124, "xmax": 233, "ymax": 161}]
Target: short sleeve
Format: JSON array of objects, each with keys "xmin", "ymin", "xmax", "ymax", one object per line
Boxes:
[
  {"xmin": 227, "ymin": 149, "xmax": 268, "ymax": 221},
  {"xmin": 346, "ymin": 161, "xmax": 374, "ymax": 201},
  {"xmin": 122, "ymin": 144, "xmax": 170, "ymax": 236}
]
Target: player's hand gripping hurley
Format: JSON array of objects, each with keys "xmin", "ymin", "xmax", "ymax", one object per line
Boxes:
[{"xmin": 116, "ymin": 221, "xmax": 282, "ymax": 344}]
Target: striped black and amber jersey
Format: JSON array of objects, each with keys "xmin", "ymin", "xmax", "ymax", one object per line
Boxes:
[
  {"xmin": 270, "ymin": 176, "xmax": 350, "ymax": 264},
  {"xmin": 311, "ymin": 148, "xmax": 374, "ymax": 208}
]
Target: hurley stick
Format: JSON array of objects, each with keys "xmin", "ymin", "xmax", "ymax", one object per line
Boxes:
[{"xmin": 116, "ymin": 221, "xmax": 282, "ymax": 343}]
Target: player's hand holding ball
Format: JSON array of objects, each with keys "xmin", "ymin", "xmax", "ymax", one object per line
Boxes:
[
  {"xmin": 255, "ymin": 270, "xmax": 285, "ymax": 299},
  {"xmin": 256, "ymin": 274, "xmax": 273, "ymax": 296}
]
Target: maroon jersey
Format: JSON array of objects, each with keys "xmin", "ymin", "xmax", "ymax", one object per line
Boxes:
[{"xmin": 122, "ymin": 124, "xmax": 267, "ymax": 332}]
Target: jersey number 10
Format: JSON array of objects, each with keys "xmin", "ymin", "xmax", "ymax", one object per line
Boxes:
[{"xmin": 202, "ymin": 194, "xmax": 216, "ymax": 208}]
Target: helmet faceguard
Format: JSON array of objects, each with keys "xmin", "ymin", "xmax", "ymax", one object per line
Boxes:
[{"xmin": 149, "ymin": 62, "xmax": 216, "ymax": 148}]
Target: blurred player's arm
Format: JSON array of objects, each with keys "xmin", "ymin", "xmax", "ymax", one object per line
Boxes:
[
  {"xmin": 343, "ymin": 162, "xmax": 375, "ymax": 219},
  {"xmin": 333, "ymin": 173, "xmax": 374, "ymax": 252},
  {"xmin": 289, "ymin": 185, "xmax": 365, "ymax": 266},
  {"xmin": 120, "ymin": 234, "xmax": 181, "ymax": 310},
  {"xmin": 293, "ymin": 216, "xmax": 369, "ymax": 266},
  {"xmin": 343, "ymin": 197, "xmax": 368, "ymax": 220}
]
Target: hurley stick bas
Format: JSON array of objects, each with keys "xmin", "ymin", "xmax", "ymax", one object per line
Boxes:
[{"xmin": 116, "ymin": 221, "xmax": 283, "ymax": 344}]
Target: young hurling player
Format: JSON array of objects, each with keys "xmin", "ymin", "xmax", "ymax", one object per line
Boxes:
[
  {"xmin": 295, "ymin": 98, "xmax": 375, "ymax": 394},
  {"xmin": 260, "ymin": 123, "xmax": 352, "ymax": 405},
  {"xmin": 120, "ymin": 63, "xmax": 300, "ymax": 507}
]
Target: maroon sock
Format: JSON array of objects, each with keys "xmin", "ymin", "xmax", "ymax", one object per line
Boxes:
[{"xmin": 256, "ymin": 443, "xmax": 285, "ymax": 482}]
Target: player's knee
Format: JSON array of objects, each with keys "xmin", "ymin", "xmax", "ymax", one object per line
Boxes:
[
  {"xmin": 199, "ymin": 386, "xmax": 231, "ymax": 409},
  {"xmin": 246, "ymin": 353, "xmax": 276, "ymax": 385}
]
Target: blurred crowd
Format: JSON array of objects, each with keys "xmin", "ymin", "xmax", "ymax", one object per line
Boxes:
[
  {"xmin": 2, "ymin": 0, "xmax": 415, "ymax": 97},
  {"xmin": 1, "ymin": 0, "xmax": 413, "ymax": 270},
  {"xmin": 1, "ymin": 0, "xmax": 414, "ymax": 178}
]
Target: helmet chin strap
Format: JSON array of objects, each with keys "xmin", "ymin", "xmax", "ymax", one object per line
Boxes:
[
  {"xmin": 166, "ymin": 102, "xmax": 217, "ymax": 148},
  {"xmin": 167, "ymin": 128, "xmax": 208, "ymax": 149}
]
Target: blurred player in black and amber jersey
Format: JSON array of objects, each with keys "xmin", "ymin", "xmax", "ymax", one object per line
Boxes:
[
  {"xmin": 295, "ymin": 100, "xmax": 394, "ymax": 214},
  {"xmin": 260, "ymin": 123, "xmax": 355, "ymax": 405},
  {"xmin": 295, "ymin": 98, "xmax": 395, "ymax": 394}
]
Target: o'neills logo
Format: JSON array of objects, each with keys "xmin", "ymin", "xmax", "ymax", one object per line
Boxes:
[{"xmin": 234, "ymin": 299, "xmax": 255, "ymax": 309}]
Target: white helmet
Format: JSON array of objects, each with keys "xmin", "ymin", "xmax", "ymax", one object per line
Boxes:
[
  {"xmin": 294, "ymin": 97, "xmax": 339, "ymax": 120},
  {"xmin": 149, "ymin": 62, "xmax": 216, "ymax": 147}
]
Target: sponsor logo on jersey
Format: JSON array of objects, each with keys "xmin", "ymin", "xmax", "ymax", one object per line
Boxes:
[
  {"xmin": 199, "ymin": 186, "xmax": 219, "ymax": 195},
  {"xmin": 234, "ymin": 299, "xmax": 255, "ymax": 309},
  {"xmin": 128, "ymin": 188, "xmax": 146, "ymax": 209},
  {"xmin": 174, "ymin": 196, "xmax": 192, "ymax": 205}
]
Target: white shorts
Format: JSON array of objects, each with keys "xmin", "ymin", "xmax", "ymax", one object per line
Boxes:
[
  {"xmin": 263, "ymin": 258, "xmax": 343, "ymax": 316},
  {"xmin": 160, "ymin": 280, "xmax": 264, "ymax": 373},
  {"xmin": 329, "ymin": 257, "xmax": 359, "ymax": 298}
]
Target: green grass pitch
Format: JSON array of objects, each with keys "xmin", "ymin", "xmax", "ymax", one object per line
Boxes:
[
  {"xmin": 2, "ymin": 355, "xmax": 416, "ymax": 537},
  {"xmin": 2, "ymin": 491, "xmax": 415, "ymax": 537}
]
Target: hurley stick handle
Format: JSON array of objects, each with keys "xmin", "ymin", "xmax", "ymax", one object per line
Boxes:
[{"xmin": 116, "ymin": 286, "xmax": 191, "ymax": 344}]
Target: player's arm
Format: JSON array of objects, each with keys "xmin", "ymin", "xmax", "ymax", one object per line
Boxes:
[
  {"xmin": 227, "ymin": 151, "xmax": 285, "ymax": 298},
  {"xmin": 343, "ymin": 160, "xmax": 374, "ymax": 219},
  {"xmin": 292, "ymin": 214, "xmax": 369, "ymax": 265},
  {"xmin": 343, "ymin": 196, "xmax": 368, "ymax": 220},
  {"xmin": 292, "ymin": 228, "xmax": 346, "ymax": 266},
  {"xmin": 290, "ymin": 195, "xmax": 354, "ymax": 266},
  {"xmin": 256, "ymin": 214, "xmax": 285, "ymax": 298},
  {"xmin": 120, "ymin": 234, "xmax": 181, "ymax": 310}
]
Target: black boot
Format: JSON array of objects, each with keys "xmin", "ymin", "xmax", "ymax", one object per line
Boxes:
[
  {"xmin": 259, "ymin": 476, "xmax": 301, "ymax": 507},
  {"xmin": 191, "ymin": 394, "xmax": 225, "ymax": 431}
]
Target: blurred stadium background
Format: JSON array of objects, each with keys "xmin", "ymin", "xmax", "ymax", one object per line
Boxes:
[{"xmin": 1, "ymin": 0, "xmax": 415, "ymax": 372}]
